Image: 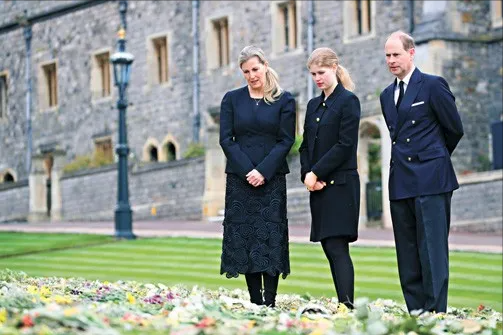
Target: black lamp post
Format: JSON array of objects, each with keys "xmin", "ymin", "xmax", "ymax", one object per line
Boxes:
[{"xmin": 111, "ymin": 0, "xmax": 135, "ymax": 239}]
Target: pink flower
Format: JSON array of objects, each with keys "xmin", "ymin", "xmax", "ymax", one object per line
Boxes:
[
  {"xmin": 196, "ymin": 317, "xmax": 216, "ymax": 328},
  {"xmin": 22, "ymin": 315, "xmax": 34, "ymax": 328}
]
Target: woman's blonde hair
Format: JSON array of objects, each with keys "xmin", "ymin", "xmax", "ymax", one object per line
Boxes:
[
  {"xmin": 238, "ymin": 45, "xmax": 282, "ymax": 104},
  {"xmin": 306, "ymin": 47, "xmax": 355, "ymax": 91}
]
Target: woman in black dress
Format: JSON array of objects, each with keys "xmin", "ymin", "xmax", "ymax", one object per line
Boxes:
[
  {"xmin": 219, "ymin": 45, "xmax": 296, "ymax": 307},
  {"xmin": 299, "ymin": 47, "xmax": 361, "ymax": 308}
]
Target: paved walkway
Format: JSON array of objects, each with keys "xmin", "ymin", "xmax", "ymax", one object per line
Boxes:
[{"xmin": 0, "ymin": 219, "xmax": 501, "ymax": 253}]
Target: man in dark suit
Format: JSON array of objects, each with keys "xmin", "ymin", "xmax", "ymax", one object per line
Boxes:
[{"xmin": 379, "ymin": 31, "xmax": 464, "ymax": 313}]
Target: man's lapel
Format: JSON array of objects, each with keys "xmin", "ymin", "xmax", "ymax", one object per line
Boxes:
[
  {"xmin": 382, "ymin": 83, "xmax": 397, "ymax": 131},
  {"xmin": 394, "ymin": 68, "xmax": 423, "ymax": 138}
]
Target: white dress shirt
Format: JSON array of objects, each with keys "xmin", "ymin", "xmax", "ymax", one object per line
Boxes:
[{"xmin": 394, "ymin": 65, "xmax": 416, "ymax": 105}]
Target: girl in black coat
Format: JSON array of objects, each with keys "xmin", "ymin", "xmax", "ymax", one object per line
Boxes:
[{"xmin": 299, "ymin": 47, "xmax": 361, "ymax": 308}]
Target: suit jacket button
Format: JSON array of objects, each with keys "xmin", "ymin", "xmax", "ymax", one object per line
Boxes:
[
  {"xmin": 408, "ymin": 157, "xmax": 412, "ymax": 161},
  {"xmin": 316, "ymin": 117, "xmax": 320, "ymax": 122},
  {"xmin": 411, "ymin": 120, "xmax": 416, "ymax": 125},
  {"xmin": 406, "ymin": 138, "xmax": 410, "ymax": 143},
  {"xmin": 389, "ymin": 126, "xmax": 392, "ymax": 130},
  {"xmin": 330, "ymin": 180, "xmax": 334, "ymax": 184},
  {"xmin": 392, "ymin": 141, "xmax": 396, "ymax": 145},
  {"xmin": 322, "ymin": 102, "xmax": 326, "ymax": 107}
]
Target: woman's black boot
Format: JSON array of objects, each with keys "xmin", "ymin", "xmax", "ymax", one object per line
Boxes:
[
  {"xmin": 263, "ymin": 273, "xmax": 279, "ymax": 307},
  {"xmin": 245, "ymin": 273, "xmax": 263, "ymax": 305}
]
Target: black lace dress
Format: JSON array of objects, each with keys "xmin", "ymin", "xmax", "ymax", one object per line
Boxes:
[{"xmin": 220, "ymin": 173, "xmax": 290, "ymax": 279}]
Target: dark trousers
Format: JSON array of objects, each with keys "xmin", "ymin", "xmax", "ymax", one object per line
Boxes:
[
  {"xmin": 321, "ymin": 237, "xmax": 354, "ymax": 308},
  {"xmin": 390, "ymin": 192, "xmax": 452, "ymax": 313},
  {"xmin": 245, "ymin": 272, "xmax": 279, "ymax": 307}
]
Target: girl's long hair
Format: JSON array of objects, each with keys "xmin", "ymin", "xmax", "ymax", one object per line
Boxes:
[{"xmin": 307, "ymin": 47, "xmax": 355, "ymax": 91}]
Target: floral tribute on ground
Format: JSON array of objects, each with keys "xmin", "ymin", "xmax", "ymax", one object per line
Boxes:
[{"xmin": 0, "ymin": 270, "xmax": 501, "ymax": 334}]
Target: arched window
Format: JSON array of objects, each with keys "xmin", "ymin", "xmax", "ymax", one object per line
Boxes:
[
  {"xmin": 159, "ymin": 135, "xmax": 179, "ymax": 162},
  {"xmin": 166, "ymin": 142, "xmax": 176, "ymax": 161},
  {"xmin": 149, "ymin": 146, "xmax": 158, "ymax": 162},
  {"xmin": 142, "ymin": 138, "xmax": 160, "ymax": 162},
  {"xmin": 3, "ymin": 172, "xmax": 14, "ymax": 183}
]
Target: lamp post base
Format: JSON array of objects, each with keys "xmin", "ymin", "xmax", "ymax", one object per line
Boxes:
[{"xmin": 114, "ymin": 206, "xmax": 135, "ymax": 240}]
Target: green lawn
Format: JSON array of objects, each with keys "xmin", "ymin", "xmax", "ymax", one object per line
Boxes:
[
  {"xmin": 0, "ymin": 232, "xmax": 114, "ymax": 258},
  {"xmin": 0, "ymin": 233, "xmax": 501, "ymax": 311}
]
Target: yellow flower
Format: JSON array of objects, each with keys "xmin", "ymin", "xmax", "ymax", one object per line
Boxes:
[
  {"xmin": 0, "ymin": 308, "xmax": 7, "ymax": 324},
  {"xmin": 300, "ymin": 316, "xmax": 312, "ymax": 323},
  {"xmin": 126, "ymin": 292, "xmax": 136, "ymax": 304},
  {"xmin": 140, "ymin": 319, "xmax": 151, "ymax": 327},
  {"xmin": 40, "ymin": 286, "xmax": 51, "ymax": 297},
  {"xmin": 64, "ymin": 307, "xmax": 79, "ymax": 317},
  {"xmin": 53, "ymin": 295, "xmax": 72, "ymax": 304},
  {"xmin": 247, "ymin": 320, "xmax": 256, "ymax": 329},
  {"xmin": 308, "ymin": 329, "xmax": 324, "ymax": 335},
  {"xmin": 337, "ymin": 303, "xmax": 349, "ymax": 314},
  {"xmin": 27, "ymin": 285, "xmax": 39, "ymax": 294}
]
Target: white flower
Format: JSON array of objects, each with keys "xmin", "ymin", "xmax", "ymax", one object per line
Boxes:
[
  {"xmin": 144, "ymin": 283, "xmax": 156, "ymax": 290},
  {"xmin": 366, "ymin": 320, "xmax": 388, "ymax": 335}
]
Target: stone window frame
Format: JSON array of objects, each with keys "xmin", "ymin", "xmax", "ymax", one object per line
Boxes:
[
  {"xmin": 147, "ymin": 32, "xmax": 172, "ymax": 88},
  {"xmin": 0, "ymin": 168, "xmax": 17, "ymax": 183},
  {"xmin": 491, "ymin": 0, "xmax": 503, "ymax": 29},
  {"xmin": 38, "ymin": 59, "xmax": 59, "ymax": 112},
  {"xmin": 142, "ymin": 137, "xmax": 160, "ymax": 162},
  {"xmin": 271, "ymin": 0, "xmax": 302, "ymax": 56},
  {"xmin": 93, "ymin": 135, "xmax": 114, "ymax": 163},
  {"xmin": 343, "ymin": 0, "xmax": 376, "ymax": 44},
  {"xmin": 205, "ymin": 14, "xmax": 232, "ymax": 70},
  {"xmin": 90, "ymin": 48, "xmax": 113, "ymax": 102},
  {"xmin": 414, "ymin": 40, "xmax": 451, "ymax": 76},
  {"xmin": 160, "ymin": 134, "xmax": 180, "ymax": 162},
  {"xmin": 291, "ymin": 92, "xmax": 306, "ymax": 136},
  {"xmin": 0, "ymin": 70, "xmax": 8, "ymax": 122}
]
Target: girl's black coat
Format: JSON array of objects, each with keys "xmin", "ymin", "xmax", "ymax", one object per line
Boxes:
[{"xmin": 299, "ymin": 84, "xmax": 361, "ymax": 242}]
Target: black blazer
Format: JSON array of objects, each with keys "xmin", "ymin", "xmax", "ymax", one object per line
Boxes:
[
  {"xmin": 379, "ymin": 68, "xmax": 464, "ymax": 200},
  {"xmin": 300, "ymin": 84, "xmax": 361, "ymax": 183},
  {"xmin": 219, "ymin": 86, "xmax": 296, "ymax": 181}
]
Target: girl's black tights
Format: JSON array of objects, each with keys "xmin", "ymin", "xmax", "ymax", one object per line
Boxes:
[{"xmin": 321, "ymin": 236, "xmax": 354, "ymax": 308}]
